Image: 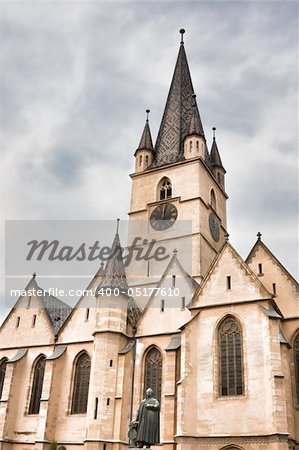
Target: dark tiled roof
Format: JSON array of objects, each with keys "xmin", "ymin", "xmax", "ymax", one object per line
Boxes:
[
  {"xmin": 210, "ymin": 138, "xmax": 224, "ymax": 169},
  {"xmin": 40, "ymin": 290, "xmax": 72, "ymax": 334},
  {"xmin": 136, "ymin": 120, "xmax": 154, "ymax": 153},
  {"xmin": 98, "ymin": 232, "xmax": 129, "ymax": 293},
  {"xmin": 151, "ymin": 43, "xmax": 205, "ymax": 168},
  {"xmin": 97, "ymin": 231, "xmax": 141, "ymax": 327}
]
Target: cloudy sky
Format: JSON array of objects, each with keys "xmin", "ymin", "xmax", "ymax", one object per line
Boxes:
[{"xmin": 0, "ymin": 1, "xmax": 298, "ymax": 323}]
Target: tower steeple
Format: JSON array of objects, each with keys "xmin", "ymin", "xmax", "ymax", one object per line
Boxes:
[
  {"xmin": 96, "ymin": 221, "xmax": 141, "ymax": 328},
  {"xmin": 152, "ymin": 30, "xmax": 205, "ymax": 168},
  {"xmin": 134, "ymin": 110, "xmax": 154, "ymax": 172},
  {"xmin": 210, "ymin": 127, "xmax": 226, "ymax": 188},
  {"xmin": 98, "ymin": 222, "xmax": 128, "ymax": 293}
]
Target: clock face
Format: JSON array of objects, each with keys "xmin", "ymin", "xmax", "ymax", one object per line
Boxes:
[
  {"xmin": 209, "ymin": 211, "xmax": 220, "ymax": 242},
  {"xmin": 150, "ymin": 203, "xmax": 178, "ymax": 230}
]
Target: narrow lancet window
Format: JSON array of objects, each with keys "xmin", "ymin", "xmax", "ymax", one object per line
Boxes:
[
  {"xmin": 71, "ymin": 352, "xmax": 91, "ymax": 414},
  {"xmin": 144, "ymin": 347, "xmax": 162, "ymax": 402},
  {"xmin": 29, "ymin": 356, "xmax": 46, "ymax": 414},
  {"xmin": 211, "ymin": 189, "xmax": 216, "ymax": 211},
  {"xmin": 218, "ymin": 317, "xmax": 243, "ymax": 396},
  {"xmin": 0, "ymin": 358, "xmax": 7, "ymax": 399}
]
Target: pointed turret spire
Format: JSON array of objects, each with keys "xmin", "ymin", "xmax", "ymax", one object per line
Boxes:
[
  {"xmin": 152, "ymin": 30, "xmax": 205, "ymax": 168},
  {"xmin": 98, "ymin": 220, "xmax": 129, "ymax": 293},
  {"xmin": 210, "ymin": 127, "xmax": 224, "ymax": 168},
  {"xmin": 188, "ymin": 94, "xmax": 204, "ymax": 136},
  {"xmin": 136, "ymin": 109, "xmax": 154, "ymax": 153}
]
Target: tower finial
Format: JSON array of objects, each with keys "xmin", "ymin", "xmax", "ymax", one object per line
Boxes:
[
  {"xmin": 257, "ymin": 231, "xmax": 262, "ymax": 241},
  {"xmin": 32, "ymin": 272, "xmax": 36, "ymax": 278},
  {"xmin": 179, "ymin": 29, "xmax": 185, "ymax": 44},
  {"xmin": 146, "ymin": 109, "xmax": 150, "ymax": 122},
  {"xmin": 116, "ymin": 218, "xmax": 120, "ymax": 234},
  {"xmin": 212, "ymin": 127, "xmax": 216, "ymax": 140}
]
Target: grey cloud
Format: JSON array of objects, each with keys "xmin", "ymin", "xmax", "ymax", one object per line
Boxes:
[{"xmin": 0, "ymin": 1, "xmax": 298, "ymax": 322}]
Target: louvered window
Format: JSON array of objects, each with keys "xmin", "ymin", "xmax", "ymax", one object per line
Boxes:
[
  {"xmin": 219, "ymin": 317, "xmax": 243, "ymax": 396},
  {"xmin": 29, "ymin": 356, "xmax": 46, "ymax": 414},
  {"xmin": 71, "ymin": 353, "xmax": 91, "ymax": 414},
  {"xmin": 144, "ymin": 347, "xmax": 162, "ymax": 402},
  {"xmin": 0, "ymin": 358, "xmax": 7, "ymax": 399},
  {"xmin": 294, "ymin": 333, "xmax": 299, "ymax": 404}
]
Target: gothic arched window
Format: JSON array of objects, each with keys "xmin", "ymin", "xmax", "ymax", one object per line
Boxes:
[
  {"xmin": 144, "ymin": 347, "xmax": 162, "ymax": 402},
  {"xmin": 158, "ymin": 177, "xmax": 172, "ymax": 201},
  {"xmin": 29, "ymin": 355, "xmax": 46, "ymax": 414},
  {"xmin": 71, "ymin": 352, "xmax": 91, "ymax": 414},
  {"xmin": 294, "ymin": 333, "xmax": 299, "ymax": 404},
  {"xmin": 218, "ymin": 317, "xmax": 243, "ymax": 396},
  {"xmin": 210, "ymin": 188, "xmax": 216, "ymax": 211},
  {"xmin": 0, "ymin": 358, "xmax": 7, "ymax": 399}
]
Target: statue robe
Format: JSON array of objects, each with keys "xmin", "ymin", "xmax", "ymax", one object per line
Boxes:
[{"xmin": 136, "ymin": 397, "xmax": 160, "ymax": 445}]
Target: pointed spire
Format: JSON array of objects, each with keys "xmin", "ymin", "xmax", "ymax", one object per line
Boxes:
[
  {"xmin": 136, "ymin": 109, "xmax": 154, "ymax": 153},
  {"xmin": 98, "ymin": 221, "xmax": 129, "ymax": 293},
  {"xmin": 188, "ymin": 94, "xmax": 204, "ymax": 136},
  {"xmin": 210, "ymin": 127, "xmax": 224, "ymax": 168},
  {"xmin": 152, "ymin": 30, "xmax": 205, "ymax": 168}
]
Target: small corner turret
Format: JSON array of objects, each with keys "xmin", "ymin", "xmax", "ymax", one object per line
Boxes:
[
  {"xmin": 134, "ymin": 109, "xmax": 154, "ymax": 172},
  {"xmin": 184, "ymin": 94, "xmax": 206, "ymax": 160},
  {"xmin": 210, "ymin": 127, "xmax": 226, "ymax": 189}
]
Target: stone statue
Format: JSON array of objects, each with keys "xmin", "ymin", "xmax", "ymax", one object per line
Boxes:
[{"xmin": 133, "ymin": 388, "xmax": 160, "ymax": 448}]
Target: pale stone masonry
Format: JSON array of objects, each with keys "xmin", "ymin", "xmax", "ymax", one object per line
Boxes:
[{"xmin": 0, "ymin": 31, "xmax": 298, "ymax": 450}]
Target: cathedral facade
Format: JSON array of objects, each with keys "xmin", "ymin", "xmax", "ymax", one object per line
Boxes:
[{"xmin": 0, "ymin": 31, "xmax": 298, "ymax": 450}]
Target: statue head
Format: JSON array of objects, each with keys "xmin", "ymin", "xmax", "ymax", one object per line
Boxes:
[{"xmin": 146, "ymin": 388, "xmax": 153, "ymax": 398}]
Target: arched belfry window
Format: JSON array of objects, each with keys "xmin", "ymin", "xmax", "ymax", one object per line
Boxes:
[
  {"xmin": 158, "ymin": 177, "xmax": 172, "ymax": 201},
  {"xmin": 0, "ymin": 358, "xmax": 8, "ymax": 399},
  {"xmin": 294, "ymin": 333, "xmax": 299, "ymax": 404},
  {"xmin": 210, "ymin": 188, "xmax": 216, "ymax": 211},
  {"xmin": 71, "ymin": 352, "xmax": 91, "ymax": 414},
  {"xmin": 29, "ymin": 355, "xmax": 46, "ymax": 414},
  {"xmin": 218, "ymin": 317, "xmax": 243, "ymax": 396},
  {"xmin": 144, "ymin": 347, "xmax": 162, "ymax": 402}
]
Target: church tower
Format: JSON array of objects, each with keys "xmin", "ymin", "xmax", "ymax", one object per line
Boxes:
[{"xmin": 128, "ymin": 30, "xmax": 228, "ymax": 288}]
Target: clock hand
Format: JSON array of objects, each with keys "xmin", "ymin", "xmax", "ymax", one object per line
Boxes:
[{"xmin": 162, "ymin": 204, "xmax": 166, "ymax": 219}]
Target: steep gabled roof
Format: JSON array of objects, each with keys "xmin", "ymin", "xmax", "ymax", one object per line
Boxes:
[
  {"xmin": 0, "ymin": 275, "xmax": 72, "ymax": 334},
  {"xmin": 151, "ymin": 34, "xmax": 205, "ymax": 168},
  {"xmin": 246, "ymin": 235, "xmax": 298, "ymax": 287},
  {"xmin": 38, "ymin": 288, "xmax": 72, "ymax": 334},
  {"xmin": 142, "ymin": 250, "xmax": 199, "ymax": 314},
  {"xmin": 189, "ymin": 241, "xmax": 273, "ymax": 310}
]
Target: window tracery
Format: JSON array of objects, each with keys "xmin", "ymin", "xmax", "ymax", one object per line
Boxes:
[
  {"xmin": 144, "ymin": 347, "xmax": 162, "ymax": 402},
  {"xmin": 71, "ymin": 352, "xmax": 91, "ymax": 414},
  {"xmin": 159, "ymin": 178, "xmax": 172, "ymax": 200},
  {"xmin": 218, "ymin": 317, "xmax": 243, "ymax": 396}
]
